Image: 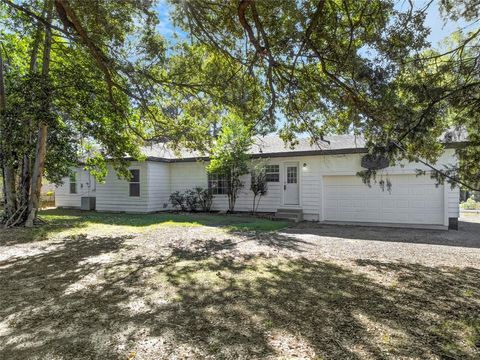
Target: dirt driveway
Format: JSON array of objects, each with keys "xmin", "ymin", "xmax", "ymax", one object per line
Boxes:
[
  {"xmin": 1, "ymin": 212, "xmax": 479, "ymax": 359},
  {"xmin": 279, "ymin": 214, "xmax": 480, "ymax": 267}
]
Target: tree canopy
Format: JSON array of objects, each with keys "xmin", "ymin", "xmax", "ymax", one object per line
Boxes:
[
  {"xmin": 1, "ymin": 0, "xmax": 479, "ymax": 226},
  {"xmin": 170, "ymin": 0, "xmax": 479, "ymax": 189}
]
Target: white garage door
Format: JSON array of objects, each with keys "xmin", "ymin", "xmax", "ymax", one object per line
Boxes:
[{"xmin": 324, "ymin": 174, "xmax": 444, "ymax": 225}]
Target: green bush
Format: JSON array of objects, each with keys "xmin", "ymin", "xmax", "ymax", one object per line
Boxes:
[
  {"xmin": 169, "ymin": 191, "xmax": 187, "ymax": 211},
  {"xmin": 184, "ymin": 189, "xmax": 199, "ymax": 211},
  {"xmin": 195, "ymin": 187, "xmax": 213, "ymax": 212},
  {"xmin": 460, "ymin": 197, "xmax": 480, "ymax": 210},
  {"xmin": 169, "ymin": 188, "xmax": 213, "ymax": 212}
]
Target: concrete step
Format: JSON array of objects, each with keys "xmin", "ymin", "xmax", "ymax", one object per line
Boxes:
[
  {"xmin": 275, "ymin": 208, "xmax": 303, "ymax": 214},
  {"xmin": 275, "ymin": 208, "xmax": 303, "ymax": 222}
]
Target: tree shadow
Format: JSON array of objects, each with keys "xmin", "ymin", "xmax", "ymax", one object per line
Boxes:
[
  {"xmin": 0, "ymin": 209, "xmax": 292, "ymax": 247},
  {"xmin": 284, "ymin": 220, "xmax": 480, "ymax": 248},
  {"xmin": 1, "ymin": 233, "xmax": 479, "ymax": 359}
]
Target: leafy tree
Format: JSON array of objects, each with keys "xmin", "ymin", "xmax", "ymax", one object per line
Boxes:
[
  {"xmin": 249, "ymin": 160, "xmax": 268, "ymax": 214},
  {"xmin": 170, "ymin": 0, "xmax": 480, "ymax": 190},
  {"xmin": 0, "ymin": 0, "xmax": 270, "ymax": 226},
  {"xmin": 207, "ymin": 114, "xmax": 252, "ymax": 212}
]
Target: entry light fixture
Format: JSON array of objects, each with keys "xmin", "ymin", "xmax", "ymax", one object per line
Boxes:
[{"xmin": 303, "ymin": 163, "xmax": 307, "ymax": 168}]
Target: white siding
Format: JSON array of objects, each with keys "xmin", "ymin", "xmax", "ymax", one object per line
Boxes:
[
  {"xmin": 168, "ymin": 157, "xmax": 318, "ymax": 217},
  {"xmin": 54, "ymin": 148, "xmax": 460, "ymax": 224},
  {"xmin": 55, "ymin": 167, "xmax": 95, "ymax": 208},
  {"xmin": 170, "ymin": 161, "xmax": 208, "ymax": 192},
  {"xmin": 96, "ymin": 162, "xmax": 149, "ymax": 213},
  {"xmin": 147, "ymin": 162, "xmax": 171, "ymax": 212},
  {"xmin": 447, "ymin": 184, "xmax": 460, "ymax": 218},
  {"xmin": 323, "ymin": 174, "xmax": 445, "ymax": 225}
]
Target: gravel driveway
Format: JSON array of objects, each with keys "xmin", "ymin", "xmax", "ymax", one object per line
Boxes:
[{"xmin": 278, "ymin": 214, "xmax": 480, "ymax": 267}]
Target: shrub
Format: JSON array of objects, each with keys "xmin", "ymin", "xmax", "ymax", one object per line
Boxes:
[
  {"xmin": 460, "ymin": 197, "xmax": 480, "ymax": 210},
  {"xmin": 250, "ymin": 161, "xmax": 268, "ymax": 213},
  {"xmin": 184, "ymin": 189, "xmax": 199, "ymax": 211},
  {"xmin": 169, "ymin": 191, "xmax": 186, "ymax": 211},
  {"xmin": 195, "ymin": 187, "xmax": 213, "ymax": 212}
]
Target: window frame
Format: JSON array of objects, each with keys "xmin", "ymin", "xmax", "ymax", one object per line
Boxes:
[
  {"xmin": 69, "ymin": 173, "xmax": 77, "ymax": 194},
  {"xmin": 265, "ymin": 165, "xmax": 280, "ymax": 182},
  {"xmin": 129, "ymin": 169, "xmax": 141, "ymax": 197},
  {"xmin": 208, "ymin": 173, "xmax": 229, "ymax": 195}
]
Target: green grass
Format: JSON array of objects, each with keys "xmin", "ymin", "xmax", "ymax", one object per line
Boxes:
[{"xmin": 38, "ymin": 208, "xmax": 290, "ymax": 233}]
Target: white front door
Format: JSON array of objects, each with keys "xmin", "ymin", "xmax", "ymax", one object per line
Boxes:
[{"xmin": 284, "ymin": 163, "xmax": 299, "ymax": 205}]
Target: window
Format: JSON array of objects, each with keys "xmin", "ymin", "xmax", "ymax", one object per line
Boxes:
[
  {"xmin": 287, "ymin": 166, "xmax": 297, "ymax": 184},
  {"xmin": 69, "ymin": 173, "xmax": 77, "ymax": 194},
  {"xmin": 265, "ymin": 165, "xmax": 280, "ymax": 182},
  {"xmin": 208, "ymin": 173, "xmax": 229, "ymax": 195},
  {"xmin": 129, "ymin": 169, "xmax": 140, "ymax": 197}
]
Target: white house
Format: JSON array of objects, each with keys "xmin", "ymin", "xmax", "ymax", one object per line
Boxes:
[{"xmin": 55, "ymin": 134, "xmax": 462, "ymax": 230}]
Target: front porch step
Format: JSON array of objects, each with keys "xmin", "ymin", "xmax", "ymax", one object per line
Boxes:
[{"xmin": 275, "ymin": 208, "xmax": 303, "ymax": 222}]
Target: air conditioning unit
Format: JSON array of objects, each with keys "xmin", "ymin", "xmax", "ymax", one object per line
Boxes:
[{"xmin": 81, "ymin": 197, "xmax": 96, "ymax": 211}]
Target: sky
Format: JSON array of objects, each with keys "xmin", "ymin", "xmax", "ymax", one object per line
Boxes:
[{"xmin": 153, "ymin": 0, "xmax": 478, "ymax": 50}]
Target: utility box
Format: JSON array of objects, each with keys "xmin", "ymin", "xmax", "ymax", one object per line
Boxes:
[{"xmin": 81, "ymin": 197, "xmax": 96, "ymax": 211}]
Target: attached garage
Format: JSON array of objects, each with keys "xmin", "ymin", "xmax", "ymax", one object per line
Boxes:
[{"xmin": 323, "ymin": 174, "xmax": 445, "ymax": 226}]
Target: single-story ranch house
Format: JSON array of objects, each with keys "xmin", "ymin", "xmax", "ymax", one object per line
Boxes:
[{"xmin": 56, "ymin": 134, "xmax": 463, "ymax": 230}]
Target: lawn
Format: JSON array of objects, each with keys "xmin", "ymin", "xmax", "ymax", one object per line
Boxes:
[
  {"xmin": 0, "ymin": 210, "xmax": 479, "ymax": 359},
  {"xmin": 1, "ymin": 209, "xmax": 290, "ymax": 244}
]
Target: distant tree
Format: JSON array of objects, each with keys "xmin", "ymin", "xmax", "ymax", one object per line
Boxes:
[
  {"xmin": 207, "ymin": 115, "xmax": 253, "ymax": 212},
  {"xmin": 249, "ymin": 160, "xmax": 268, "ymax": 214}
]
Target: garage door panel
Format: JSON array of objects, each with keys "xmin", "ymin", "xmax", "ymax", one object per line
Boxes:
[{"xmin": 324, "ymin": 175, "xmax": 444, "ymax": 225}]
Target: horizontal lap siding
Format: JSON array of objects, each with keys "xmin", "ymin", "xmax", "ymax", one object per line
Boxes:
[
  {"xmin": 96, "ymin": 162, "xmax": 149, "ymax": 213},
  {"xmin": 448, "ymin": 186, "xmax": 460, "ymax": 218},
  {"xmin": 170, "ymin": 162, "xmax": 208, "ymax": 192},
  {"xmin": 55, "ymin": 168, "xmax": 94, "ymax": 208},
  {"xmin": 211, "ymin": 156, "xmax": 321, "ymax": 216},
  {"xmin": 147, "ymin": 162, "xmax": 170, "ymax": 212},
  {"xmin": 323, "ymin": 175, "xmax": 444, "ymax": 225},
  {"xmin": 170, "ymin": 160, "xmax": 308, "ymax": 213},
  {"xmin": 211, "ymin": 173, "xmax": 282, "ymax": 213},
  {"xmin": 170, "ymin": 162, "xmax": 282, "ymax": 212}
]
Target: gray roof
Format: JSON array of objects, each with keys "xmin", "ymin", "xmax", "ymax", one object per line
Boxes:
[
  {"xmin": 140, "ymin": 131, "xmax": 466, "ymax": 162},
  {"xmin": 141, "ymin": 134, "xmax": 367, "ymax": 162}
]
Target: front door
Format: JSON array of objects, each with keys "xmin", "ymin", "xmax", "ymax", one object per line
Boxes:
[{"xmin": 284, "ymin": 163, "xmax": 299, "ymax": 205}]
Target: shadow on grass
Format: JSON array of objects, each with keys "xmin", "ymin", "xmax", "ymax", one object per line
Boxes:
[
  {"xmin": 0, "ymin": 208, "xmax": 291, "ymax": 247},
  {"xmin": 1, "ymin": 232, "xmax": 479, "ymax": 359},
  {"xmin": 38, "ymin": 208, "xmax": 289, "ymax": 230}
]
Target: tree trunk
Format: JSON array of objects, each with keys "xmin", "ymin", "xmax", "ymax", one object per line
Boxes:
[
  {"xmin": 26, "ymin": 0, "xmax": 53, "ymax": 227},
  {"xmin": 20, "ymin": 5, "xmax": 46, "ymax": 208},
  {"xmin": 0, "ymin": 45, "xmax": 18, "ymax": 220}
]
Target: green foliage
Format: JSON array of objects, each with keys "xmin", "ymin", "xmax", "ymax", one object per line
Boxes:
[
  {"xmin": 460, "ymin": 198, "xmax": 480, "ymax": 210},
  {"xmin": 169, "ymin": 187, "xmax": 213, "ymax": 212},
  {"xmin": 184, "ymin": 189, "xmax": 199, "ymax": 211},
  {"xmin": 195, "ymin": 187, "xmax": 213, "ymax": 212},
  {"xmin": 250, "ymin": 160, "xmax": 268, "ymax": 213},
  {"xmin": 207, "ymin": 114, "xmax": 253, "ymax": 212},
  {"xmin": 169, "ymin": 191, "xmax": 186, "ymax": 211},
  {"xmin": 170, "ymin": 0, "xmax": 480, "ymax": 191}
]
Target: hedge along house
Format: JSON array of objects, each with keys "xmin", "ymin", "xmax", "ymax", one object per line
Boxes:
[{"xmin": 55, "ymin": 134, "xmax": 464, "ymax": 230}]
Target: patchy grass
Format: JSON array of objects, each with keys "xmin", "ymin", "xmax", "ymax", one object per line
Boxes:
[
  {"xmin": 39, "ymin": 208, "xmax": 290, "ymax": 231},
  {"xmin": 0, "ymin": 209, "xmax": 290, "ymax": 245},
  {"xmin": 1, "ymin": 210, "xmax": 479, "ymax": 359}
]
